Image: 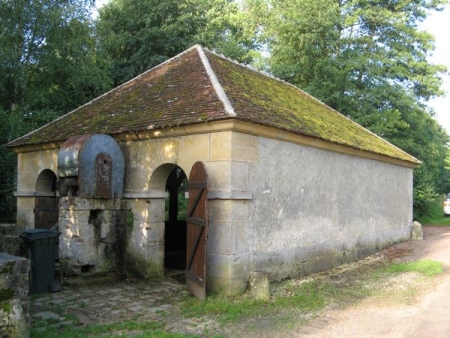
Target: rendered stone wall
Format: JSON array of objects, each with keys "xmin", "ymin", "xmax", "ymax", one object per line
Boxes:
[
  {"xmin": 245, "ymin": 136, "xmax": 413, "ymax": 281},
  {"xmin": 0, "ymin": 253, "xmax": 30, "ymax": 338}
]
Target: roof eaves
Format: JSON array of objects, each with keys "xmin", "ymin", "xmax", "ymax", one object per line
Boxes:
[
  {"xmin": 7, "ymin": 45, "xmax": 203, "ymax": 148},
  {"xmin": 276, "ymin": 79, "xmax": 422, "ymax": 165},
  {"xmin": 205, "ymin": 51, "xmax": 420, "ymax": 165},
  {"xmin": 196, "ymin": 45, "xmax": 236, "ymax": 117}
]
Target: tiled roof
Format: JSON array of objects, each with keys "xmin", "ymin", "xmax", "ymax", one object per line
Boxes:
[{"xmin": 8, "ymin": 45, "xmax": 419, "ymax": 165}]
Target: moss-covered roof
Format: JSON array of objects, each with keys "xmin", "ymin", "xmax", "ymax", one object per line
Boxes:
[{"xmin": 8, "ymin": 45, "xmax": 419, "ymax": 165}]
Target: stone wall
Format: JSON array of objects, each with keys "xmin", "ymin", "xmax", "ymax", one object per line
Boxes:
[
  {"xmin": 0, "ymin": 224, "xmax": 25, "ymax": 257},
  {"xmin": 0, "ymin": 253, "xmax": 30, "ymax": 338},
  {"xmin": 13, "ymin": 126, "xmax": 415, "ymax": 297},
  {"xmin": 58, "ymin": 197, "xmax": 122, "ymax": 275},
  {"xmin": 246, "ymin": 135, "xmax": 413, "ymax": 280}
]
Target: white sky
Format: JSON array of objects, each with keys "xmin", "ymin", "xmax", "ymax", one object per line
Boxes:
[
  {"xmin": 423, "ymin": 5, "xmax": 450, "ymax": 133},
  {"xmin": 94, "ymin": 1, "xmax": 450, "ymax": 133}
]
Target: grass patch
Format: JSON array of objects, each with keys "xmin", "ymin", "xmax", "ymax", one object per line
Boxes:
[
  {"xmin": 30, "ymin": 320, "xmax": 194, "ymax": 338},
  {"xmin": 181, "ymin": 280, "xmax": 326, "ymax": 325},
  {"xmin": 182, "ymin": 259, "xmax": 443, "ymax": 328},
  {"xmin": 384, "ymin": 259, "xmax": 443, "ymax": 277},
  {"xmin": 418, "ymin": 195, "xmax": 450, "ymax": 226}
]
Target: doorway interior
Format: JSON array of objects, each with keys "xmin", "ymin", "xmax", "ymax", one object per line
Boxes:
[{"xmin": 164, "ymin": 166, "xmax": 188, "ymax": 277}]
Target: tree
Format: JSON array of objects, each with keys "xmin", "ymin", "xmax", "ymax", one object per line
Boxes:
[
  {"xmin": 0, "ymin": 0, "xmax": 110, "ymax": 221},
  {"xmin": 96, "ymin": 0, "xmax": 258, "ymax": 86},
  {"xmin": 244, "ymin": 0, "xmax": 449, "ymax": 217}
]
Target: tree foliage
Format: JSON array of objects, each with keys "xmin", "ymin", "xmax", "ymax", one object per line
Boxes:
[
  {"xmin": 0, "ymin": 0, "xmax": 110, "ymax": 221},
  {"xmin": 97, "ymin": 0, "xmax": 258, "ymax": 86},
  {"xmin": 1, "ymin": 0, "xmax": 449, "ymax": 221},
  {"xmin": 244, "ymin": 0, "xmax": 450, "ymax": 218}
]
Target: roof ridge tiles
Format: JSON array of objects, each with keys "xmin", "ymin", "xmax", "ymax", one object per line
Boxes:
[{"xmin": 196, "ymin": 45, "xmax": 236, "ymax": 117}]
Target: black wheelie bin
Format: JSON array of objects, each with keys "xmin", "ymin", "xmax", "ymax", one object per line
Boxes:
[{"xmin": 22, "ymin": 229, "xmax": 61, "ymax": 294}]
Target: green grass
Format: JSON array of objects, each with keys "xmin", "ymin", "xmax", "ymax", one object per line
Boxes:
[
  {"xmin": 384, "ymin": 259, "xmax": 443, "ymax": 277},
  {"xmin": 181, "ymin": 280, "xmax": 326, "ymax": 325},
  {"xmin": 181, "ymin": 259, "xmax": 444, "ymax": 327},
  {"xmin": 418, "ymin": 195, "xmax": 450, "ymax": 226},
  {"xmin": 30, "ymin": 320, "xmax": 196, "ymax": 338}
]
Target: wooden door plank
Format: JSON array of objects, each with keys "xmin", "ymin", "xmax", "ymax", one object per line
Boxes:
[{"xmin": 186, "ymin": 162, "xmax": 208, "ymax": 299}]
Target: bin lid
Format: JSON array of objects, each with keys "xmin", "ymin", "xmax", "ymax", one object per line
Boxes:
[{"xmin": 21, "ymin": 228, "xmax": 61, "ymax": 240}]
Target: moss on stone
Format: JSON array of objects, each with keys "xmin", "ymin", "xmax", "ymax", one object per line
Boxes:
[
  {"xmin": 0, "ymin": 300, "xmax": 12, "ymax": 313},
  {"xmin": 7, "ymin": 46, "xmax": 418, "ymax": 166},
  {"xmin": 208, "ymin": 53, "xmax": 417, "ymax": 163},
  {"xmin": 0, "ymin": 288, "xmax": 14, "ymax": 302},
  {"xmin": 126, "ymin": 209, "xmax": 134, "ymax": 233},
  {"xmin": 0, "ymin": 262, "xmax": 14, "ymax": 275}
]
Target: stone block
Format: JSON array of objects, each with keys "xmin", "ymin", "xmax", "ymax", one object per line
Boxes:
[
  {"xmin": 144, "ymin": 222, "xmax": 165, "ymax": 244},
  {"xmin": 176, "ymin": 134, "xmax": 210, "ymax": 169},
  {"xmin": 206, "ymin": 162, "xmax": 231, "ymax": 191},
  {"xmin": 248, "ymin": 272, "xmax": 271, "ymax": 300},
  {"xmin": 411, "ymin": 221, "xmax": 423, "ymax": 240},
  {"xmin": 144, "ymin": 244, "xmax": 164, "ymax": 278},
  {"xmin": 0, "ymin": 253, "xmax": 30, "ymax": 338},
  {"xmin": 74, "ymin": 198, "xmax": 121, "ymax": 211},
  {"xmin": 207, "ymin": 161, "xmax": 249, "ymax": 191},
  {"xmin": 208, "ymin": 221, "xmax": 247, "ymax": 255},
  {"xmin": 157, "ymin": 138, "xmax": 181, "ymax": 163},
  {"xmin": 209, "ymin": 200, "xmax": 249, "ymax": 223},
  {"xmin": 131, "ymin": 200, "xmax": 151, "ymax": 224},
  {"xmin": 210, "ymin": 132, "xmax": 232, "ymax": 161},
  {"xmin": 207, "ymin": 276, "xmax": 247, "ymax": 296},
  {"xmin": 207, "ymin": 253, "xmax": 250, "ymax": 280},
  {"xmin": 148, "ymin": 199, "xmax": 166, "ymax": 223}
]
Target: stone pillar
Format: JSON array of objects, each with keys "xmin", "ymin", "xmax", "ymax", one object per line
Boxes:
[
  {"xmin": 0, "ymin": 253, "xmax": 30, "ymax": 338},
  {"xmin": 411, "ymin": 221, "xmax": 423, "ymax": 240}
]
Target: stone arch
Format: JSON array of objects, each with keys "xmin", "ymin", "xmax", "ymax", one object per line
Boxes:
[
  {"xmin": 148, "ymin": 163, "xmax": 188, "ymax": 274},
  {"xmin": 35, "ymin": 169, "xmax": 57, "ymax": 193},
  {"xmin": 34, "ymin": 169, "xmax": 58, "ymax": 229}
]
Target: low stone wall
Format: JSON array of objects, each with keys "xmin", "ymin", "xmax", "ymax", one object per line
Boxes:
[
  {"xmin": 0, "ymin": 224, "xmax": 25, "ymax": 257},
  {"xmin": 0, "ymin": 253, "xmax": 30, "ymax": 338}
]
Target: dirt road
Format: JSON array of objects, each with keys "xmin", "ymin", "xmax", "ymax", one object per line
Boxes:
[{"xmin": 295, "ymin": 226, "xmax": 450, "ymax": 338}]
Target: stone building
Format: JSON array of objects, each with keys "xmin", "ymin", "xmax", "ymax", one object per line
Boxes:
[{"xmin": 7, "ymin": 45, "xmax": 420, "ymax": 297}]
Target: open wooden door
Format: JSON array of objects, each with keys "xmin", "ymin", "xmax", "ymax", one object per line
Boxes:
[{"xmin": 186, "ymin": 161, "xmax": 208, "ymax": 299}]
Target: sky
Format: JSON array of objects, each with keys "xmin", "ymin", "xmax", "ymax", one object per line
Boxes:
[
  {"xmin": 94, "ymin": 1, "xmax": 450, "ymax": 132},
  {"xmin": 422, "ymin": 5, "xmax": 450, "ymax": 133}
]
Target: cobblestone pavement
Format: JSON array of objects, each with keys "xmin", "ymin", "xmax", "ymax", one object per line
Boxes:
[{"xmin": 30, "ymin": 277, "xmax": 221, "ymax": 336}]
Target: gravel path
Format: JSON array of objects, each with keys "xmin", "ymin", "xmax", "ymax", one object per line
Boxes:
[{"xmin": 294, "ymin": 226, "xmax": 450, "ymax": 338}]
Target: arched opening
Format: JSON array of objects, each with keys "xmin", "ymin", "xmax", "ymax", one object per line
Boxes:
[
  {"xmin": 35, "ymin": 169, "xmax": 57, "ymax": 192},
  {"xmin": 34, "ymin": 170, "xmax": 59, "ymax": 229},
  {"xmin": 164, "ymin": 166, "xmax": 188, "ymax": 273}
]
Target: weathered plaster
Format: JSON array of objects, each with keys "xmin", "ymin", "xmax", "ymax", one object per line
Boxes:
[{"xmin": 246, "ymin": 136, "xmax": 413, "ymax": 281}]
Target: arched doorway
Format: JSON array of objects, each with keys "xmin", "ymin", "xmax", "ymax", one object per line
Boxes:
[
  {"xmin": 34, "ymin": 169, "xmax": 58, "ymax": 229},
  {"xmin": 164, "ymin": 166, "xmax": 188, "ymax": 273}
]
